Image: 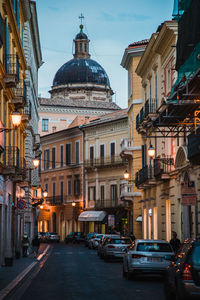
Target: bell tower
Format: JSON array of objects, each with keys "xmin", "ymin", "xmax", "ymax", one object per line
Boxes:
[{"xmin": 73, "ymin": 14, "xmax": 90, "ymax": 59}]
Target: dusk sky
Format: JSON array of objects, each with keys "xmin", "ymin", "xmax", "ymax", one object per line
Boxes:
[{"xmin": 36, "ymin": 0, "xmax": 174, "ymax": 108}]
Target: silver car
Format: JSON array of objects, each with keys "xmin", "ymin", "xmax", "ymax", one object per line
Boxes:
[
  {"xmin": 123, "ymin": 239, "xmax": 174, "ymax": 279},
  {"xmin": 103, "ymin": 237, "xmax": 132, "ymax": 261},
  {"xmin": 97, "ymin": 234, "xmax": 120, "ymax": 258}
]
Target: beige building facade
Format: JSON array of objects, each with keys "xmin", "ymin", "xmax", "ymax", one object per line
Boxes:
[{"xmin": 120, "ymin": 40, "xmax": 148, "ymax": 238}]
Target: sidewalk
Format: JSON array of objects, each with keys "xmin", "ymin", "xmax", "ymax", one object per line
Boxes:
[{"xmin": 0, "ymin": 244, "xmax": 50, "ymax": 299}]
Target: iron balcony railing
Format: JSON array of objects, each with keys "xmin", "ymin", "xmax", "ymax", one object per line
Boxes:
[
  {"xmin": 46, "ymin": 195, "xmax": 64, "ymax": 205},
  {"xmin": 22, "ymin": 103, "xmax": 31, "ymax": 119},
  {"xmin": 5, "ymin": 54, "xmax": 19, "ymax": 79},
  {"xmin": 153, "ymin": 157, "xmax": 174, "ymax": 177},
  {"xmin": 135, "ymin": 165, "xmax": 153, "ymax": 187},
  {"xmin": 85, "ymin": 155, "xmax": 126, "ymax": 168},
  {"xmin": 144, "ymin": 98, "xmax": 156, "ymax": 117},
  {"xmin": 95, "ymin": 198, "xmax": 123, "ymax": 209},
  {"xmin": 13, "ymin": 79, "xmax": 27, "ymax": 99},
  {"xmin": 3, "ymin": 146, "xmax": 26, "ymax": 175}
]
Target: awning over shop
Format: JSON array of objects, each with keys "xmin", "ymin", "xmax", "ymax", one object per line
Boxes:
[
  {"xmin": 136, "ymin": 215, "xmax": 142, "ymax": 222},
  {"xmin": 78, "ymin": 211, "xmax": 106, "ymax": 222}
]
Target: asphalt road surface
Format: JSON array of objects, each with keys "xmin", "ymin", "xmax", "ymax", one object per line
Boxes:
[{"xmin": 15, "ymin": 243, "xmax": 166, "ymax": 300}]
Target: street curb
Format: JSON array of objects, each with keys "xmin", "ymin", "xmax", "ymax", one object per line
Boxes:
[{"xmin": 0, "ymin": 245, "xmax": 50, "ymax": 300}]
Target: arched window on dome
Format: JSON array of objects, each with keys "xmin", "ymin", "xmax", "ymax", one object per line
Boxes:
[
  {"xmin": 80, "ymin": 43, "xmax": 82, "ymax": 52},
  {"xmin": 84, "ymin": 43, "xmax": 87, "ymax": 52}
]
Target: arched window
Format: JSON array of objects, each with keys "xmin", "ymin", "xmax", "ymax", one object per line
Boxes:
[
  {"xmin": 80, "ymin": 43, "xmax": 82, "ymax": 52},
  {"xmin": 84, "ymin": 43, "xmax": 87, "ymax": 52}
]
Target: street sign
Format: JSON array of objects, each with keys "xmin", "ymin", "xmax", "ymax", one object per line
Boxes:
[
  {"xmin": 181, "ymin": 181, "xmax": 197, "ymax": 206},
  {"xmin": 17, "ymin": 199, "xmax": 26, "ymax": 209}
]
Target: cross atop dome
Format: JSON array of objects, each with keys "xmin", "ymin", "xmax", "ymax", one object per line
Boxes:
[{"xmin": 79, "ymin": 13, "xmax": 84, "ymax": 25}]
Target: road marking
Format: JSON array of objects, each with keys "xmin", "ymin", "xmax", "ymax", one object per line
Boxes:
[{"xmin": 37, "ymin": 245, "xmax": 50, "ymax": 261}]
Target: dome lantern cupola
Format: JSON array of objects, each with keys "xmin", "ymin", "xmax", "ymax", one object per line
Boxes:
[{"xmin": 74, "ymin": 24, "xmax": 90, "ymax": 59}]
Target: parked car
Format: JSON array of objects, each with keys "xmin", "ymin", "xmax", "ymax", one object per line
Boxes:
[
  {"xmin": 65, "ymin": 232, "xmax": 85, "ymax": 244},
  {"xmin": 40, "ymin": 232, "xmax": 51, "ymax": 243},
  {"xmin": 123, "ymin": 239, "xmax": 174, "ymax": 279},
  {"xmin": 85, "ymin": 233, "xmax": 96, "ymax": 247},
  {"xmin": 103, "ymin": 236, "xmax": 132, "ymax": 261},
  {"xmin": 75, "ymin": 232, "xmax": 85, "ymax": 244},
  {"xmin": 88, "ymin": 234, "xmax": 104, "ymax": 249},
  {"xmin": 98, "ymin": 234, "xmax": 120, "ymax": 258},
  {"xmin": 49, "ymin": 232, "xmax": 60, "ymax": 243},
  {"xmin": 164, "ymin": 238, "xmax": 200, "ymax": 300}
]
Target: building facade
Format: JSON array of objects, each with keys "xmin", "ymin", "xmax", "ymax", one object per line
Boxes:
[
  {"xmin": 79, "ymin": 110, "xmax": 128, "ymax": 234},
  {"xmin": 39, "ymin": 124, "xmax": 85, "ymax": 240},
  {"xmin": 120, "ymin": 40, "xmax": 148, "ymax": 238},
  {"xmin": 135, "ymin": 20, "xmax": 178, "ymax": 241},
  {"xmin": 0, "ymin": 0, "xmax": 28, "ymax": 265}
]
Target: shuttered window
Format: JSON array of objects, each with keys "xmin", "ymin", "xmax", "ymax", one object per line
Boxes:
[{"xmin": 66, "ymin": 143, "xmax": 71, "ymax": 165}]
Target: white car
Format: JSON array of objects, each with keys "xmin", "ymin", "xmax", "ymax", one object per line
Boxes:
[
  {"xmin": 123, "ymin": 239, "xmax": 174, "ymax": 279},
  {"xmin": 103, "ymin": 237, "xmax": 132, "ymax": 261},
  {"xmin": 89, "ymin": 234, "xmax": 104, "ymax": 249}
]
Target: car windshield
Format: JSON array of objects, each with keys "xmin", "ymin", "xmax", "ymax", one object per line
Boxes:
[
  {"xmin": 110, "ymin": 239, "xmax": 131, "ymax": 244},
  {"xmin": 192, "ymin": 245, "xmax": 200, "ymax": 267},
  {"xmin": 137, "ymin": 242, "xmax": 172, "ymax": 252},
  {"xmin": 96, "ymin": 235, "xmax": 103, "ymax": 239}
]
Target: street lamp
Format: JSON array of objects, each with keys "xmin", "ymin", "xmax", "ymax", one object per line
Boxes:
[
  {"xmin": 0, "ymin": 111, "xmax": 22, "ymax": 132},
  {"xmin": 124, "ymin": 170, "xmax": 130, "ymax": 180},
  {"xmin": 32, "ymin": 158, "xmax": 40, "ymax": 168},
  {"xmin": 72, "ymin": 201, "xmax": 76, "ymax": 207},
  {"xmin": 43, "ymin": 191, "xmax": 48, "ymax": 198},
  {"xmin": 148, "ymin": 144, "xmax": 155, "ymax": 158}
]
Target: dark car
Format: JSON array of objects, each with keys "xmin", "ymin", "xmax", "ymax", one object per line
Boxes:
[
  {"xmin": 164, "ymin": 238, "xmax": 200, "ymax": 300},
  {"xmin": 85, "ymin": 232, "xmax": 96, "ymax": 247},
  {"xmin": 75, "ymin": 232, "xmax": 85, "ymax": 243},
  {"xmin": 65, "ymin": 232, "xmax": 85, "ymax": 244}
]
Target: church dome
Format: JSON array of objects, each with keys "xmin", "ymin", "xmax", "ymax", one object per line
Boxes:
[
  {"xmin": 52, "ymin": 58, "xmax": 111, "ymax": 87},
  {"xmin": 75, "ymin": 32, "xmax": 88, "ymax": 39}
]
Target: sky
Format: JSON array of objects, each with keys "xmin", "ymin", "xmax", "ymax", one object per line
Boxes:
[{"xmin": 35, "ymin": 0, "xmax": 175, "ymax": 108}]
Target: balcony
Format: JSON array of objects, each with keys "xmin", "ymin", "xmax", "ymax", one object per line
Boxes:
[
  {"xmin": 85, "ymin": 155, "xmax": 127, "ymax": 169},
  {"xmin": 120, "ymin": 138, "xmax": 133, "ymax": 159},
  {"xmin": 136, "ymin": 98, "xmax": 157, "ymax": 131},
  {"xmin": 135, "ymin": 165, "xmax": 155, "ymax": 188},
  {"xmin": 2, "ymin": 146, "xmax": 26, "ymax": 181},
  {"xmin": 153, "ymin": 157, "xmax": 174, "ymax": 179},
  {"xmin": 120, "ymin": 183, "xmax": 135, "ymax": 202},
  {"xmin": 22, "ymin": 104, "xmax": 31, "ymax": 122},
  {"xmin": 4, "ymin": 54, "xmax": 19, "ymax": 88},
  {"xmin": 46, "ymin": 195, "xmax": 64, "ymax": 206},
  {"xmin": 95, "ymin": 198, "xmax": 124, "ymax": 209},
  {"xmin": 12, "ymin": 80, "xmax": 27, "ymax": 108}
]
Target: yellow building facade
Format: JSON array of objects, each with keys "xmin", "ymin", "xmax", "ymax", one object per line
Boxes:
[
  {"xmin": 0, "ymin": 0, "xmax": 28, "ymax": 265},
  {"xmin": 121, "ymin": 40, "xmax": 148, "ymax": 238}
]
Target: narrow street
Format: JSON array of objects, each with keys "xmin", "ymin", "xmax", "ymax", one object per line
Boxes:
[{"xmin": 9, "ymin": 243, "xmax": 165, "ymax": 300}]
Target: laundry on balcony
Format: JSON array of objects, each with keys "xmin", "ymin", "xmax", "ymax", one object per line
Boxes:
[{"xmin": 78, "ymin": 211, "xmax": 106, "ymax": 222}]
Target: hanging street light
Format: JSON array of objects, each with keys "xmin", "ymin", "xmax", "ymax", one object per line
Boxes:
[
  {"xmin": 148, "ymin": 144, "xmax": 155, "ymax": 158},
  {"xmin": 124, "ymin": 170, "xmax": 130, "ymax": 180},
  {"xmin": 11, "ymin": 111, "xmax": 22, "ymax": 127}
]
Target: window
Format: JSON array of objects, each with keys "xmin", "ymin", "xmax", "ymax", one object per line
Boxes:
[
  {"xmin": 88, "ymin": 187, "xmax": 96, "ymax": 201},
  {"xmin": 90, "ymin": 146, "xmax": 94, "ymax": 165},
  {"xmin": 60, "ymin": 145, "xmax": 64, "ymax": 167},
  {"xmin": 84, "ymin": 43, "xmax": 87, "ymax": 52},
  {"xmin": 52, "ymin": 182, "xmax": 56, "ymax": 200},
  {"xmin": 110, "ymin": 142, "xmax": 115, "ymax": 163},
  {"xmin": 80, "ymin": 43, "xmax": 82, "ymax": 52},
  {"xmin": 155, "ymin": 73, "xmax": 157, "ymax": 109},
  {"xmin": 68, "ymin": 180, "xmax": 71, "ymax": 196},
  {"xmin": 74, "ymin": 177, "xmax": 80, "ymax": 196},
  {"xmin": 75, "ymin": 141, "xmax": 80, "ymax": 164},
  {"xmin": 45, "ymin": 183, "xmax": 48, "ymax": 193},
  {"xmin": 60, "ymin": 181, "xmax": 64, "ymax": 202},
  {"xmin": 44, "ymin": 149, "xmax": 49, "ymax": 170},
  {"xmin": 110, "ymin": 185, "xmax": 117, "ymax": 201},
  {"xmin": 100, "ymin": 185, "xmax": 105, "ymax": 201},
  {"xmin": 142, "ymin": 145, "xmax": 147, "ymax": 168},
  {"xmin": 42, "ymin": 119, "xmax": 49, "ymax": 132},
  {"xmin": 52, "ymin": 147, "xmax": 56, "ymax": 169},
  {"xmin": 66, "ymin": 143, "xmax": 71, "ymax": 165}
]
